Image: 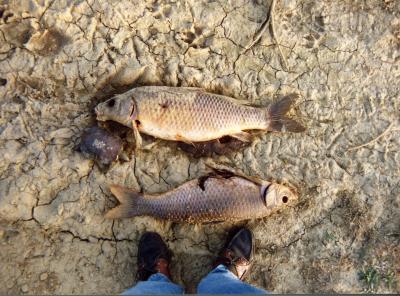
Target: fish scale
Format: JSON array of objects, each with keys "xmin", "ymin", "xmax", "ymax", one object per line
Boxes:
[
  {"xmin": 95, "ymin": 86, "xmax": 305, "ymax": 144},
  {"xmin": 143, "ymin": 178, "xmax": 259, "ymax": 222},
  {"xmin": 133, "ymin": 87, "xmax": 267, "ymax": 142},
  {"xmin": 105, "ymin": 174, "xmax": 298, "ymax": 223},
  {"xmin": 134, "ymin": 178, "xmax": 264, "ymax": 222}
]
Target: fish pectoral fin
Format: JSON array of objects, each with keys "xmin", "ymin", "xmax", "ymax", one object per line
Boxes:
[
  {"xmin": 230, "ymin": 131, "xmax": 253, "ymax": 142},
  {"xmin": 142, "ymin": 139, "xmax": 161, "ymax": 151},
  {"xmin": 176, "ymin": 134, "xmax": 194, "ymax": 146},
  {"xmin": 105, "ymin": 185, "xmax": 143, "ymax": 219},
  {"xmin": 132, "ymin": 121, "xmax": 143, "ymax": 149},
  {"xmin": 118, "ymin": 151, "xmax": 130, "ymax": 162}
]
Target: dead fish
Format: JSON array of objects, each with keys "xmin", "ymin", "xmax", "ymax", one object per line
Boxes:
[
  {"xmin": 105, "ymin": 172, "xmax": 298, "ymax": 223},
  {"xmin": 78, "ymin": 126, "xmax": 123, "ymax": 166},
  {"xmin": 94, "ymin": 86, "xmax": 305, "ymax": 148}
]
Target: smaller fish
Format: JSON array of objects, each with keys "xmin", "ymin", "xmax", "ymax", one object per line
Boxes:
[
  {"xmin": 105, "ymin": 171, "xmax": 298, "ymax": 223},
  {"xmin": 78, "ymin": 126, "xmax": 123, "ymax": 166}
]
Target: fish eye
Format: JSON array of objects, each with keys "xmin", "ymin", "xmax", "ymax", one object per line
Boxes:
[
  {"xmin": 107, "ymin": 99, "xmax": 115, "ymax": 108},
  {"xmin": 282, "ymin": 196, "xmax": 289, "ymax": 203}
]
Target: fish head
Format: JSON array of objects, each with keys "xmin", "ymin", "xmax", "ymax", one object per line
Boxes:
[
  {"xmin": 95, "ymin": 95, "xmax": 136, "ymax": 127},
  {"xmin": 263, "ymin": 183, "xmax": 298, "ymax": 209}
]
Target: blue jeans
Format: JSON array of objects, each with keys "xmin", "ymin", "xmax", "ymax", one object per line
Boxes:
[
  {"xmin": 123, "ymin": 264, "xmax": 267, "ymax": 294},
  {"xmin": 122, "ymin": 273, "xmax": 184, "ymax": 295}
]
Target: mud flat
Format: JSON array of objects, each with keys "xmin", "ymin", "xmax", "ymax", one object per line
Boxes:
[{"xmin": 0, "ymin": 0, "xmax": 399, "ymax": 293}]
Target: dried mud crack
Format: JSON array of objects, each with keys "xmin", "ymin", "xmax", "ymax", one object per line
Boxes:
[{"xmin": 0, "ymin": 0, "xmax": 399, "ymax": 294}]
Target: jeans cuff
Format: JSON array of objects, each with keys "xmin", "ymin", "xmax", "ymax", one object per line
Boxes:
[{"xmin": 147, "ymin": 273, "xmax": 171, "ymax": 283}]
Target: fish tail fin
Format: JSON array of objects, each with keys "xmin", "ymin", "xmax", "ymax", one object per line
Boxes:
[
  {"xmin": 105, "ymin": 185, "xmax": 144, "ymax": 219},
  {"xmin": 266, "ymin": 94, "xmax": 305, "ymax": 133}
]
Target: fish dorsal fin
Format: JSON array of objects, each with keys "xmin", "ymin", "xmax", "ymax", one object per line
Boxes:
[
  {"xmin": 164, "ymin": 87, "xmax": 205, "ymax": 96},
  {"xmin": 186, "ymin": 87, "xmax": 252, "ymax": 106},
  {"xmin": 224, "ymin": 97, "xmax": 252, "ymax": 106},
  {"xmin": 202, "ymin": 220, "xmax": 225, "ymax": 225},
  {"xmin": 209, "ymin": 169, "xmax": 236, "ymax": 179},
  {"xmin": 182, "ymin": 87, "xmax": 205, "ymax": 91},
  {"xmin": 197, "ymin": 170, "xmax": 235, "ymax": 190},
  {"xmin": 204, "ymin": 160, "xmax": 269, "ymax": 186},
  {"xmin": 207, "ymin": 92, "xmax": 252, "ymax": 106}
]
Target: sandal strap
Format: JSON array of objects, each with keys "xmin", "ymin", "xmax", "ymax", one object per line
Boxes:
[
  {"xmin": 225, "ymin": 249, "xmax": 251, "ymax": 265},
  {"xmin": 214, "ymin": 249, "xmax": 251, "ymax": 279}
]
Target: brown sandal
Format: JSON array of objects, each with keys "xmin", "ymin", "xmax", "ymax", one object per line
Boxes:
[
  {"xmin": 136, "ymin": 232, "xmax": 172, "ymax": 281},
  {"xmin": 213, "ymin": 227, "xmax": 254, "ymax": 280}
]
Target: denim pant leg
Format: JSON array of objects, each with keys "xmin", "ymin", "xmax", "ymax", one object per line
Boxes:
[
  {"xmin": 197, "ymin": 264, "xmax": 268, "ymax": 294},
  {"xmin": 122, "ymin": 273, "xmax": 184, "ymax": 295}
]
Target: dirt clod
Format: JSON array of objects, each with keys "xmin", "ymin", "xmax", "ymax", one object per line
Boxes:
[
  {"xmin": 40, "ymin": 273, "xmax": 48, "ymax": 281},
  {"xmin": 21, "ymin": 285, "xmax": 28, "ymax": 293}
]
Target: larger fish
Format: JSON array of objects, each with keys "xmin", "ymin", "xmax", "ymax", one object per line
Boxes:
[
  {"xmin": 105, "ymin": 172, "xmax": 298, "ymax": 223},
  {"xmin": 95, "ymin": 86, "xmax": 304, "ymax": 147}
]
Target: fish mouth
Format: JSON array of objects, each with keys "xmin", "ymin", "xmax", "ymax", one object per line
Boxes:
[
  {"xmin": 94, "ymin": 106, "xmax": 107, "ymax": 122},
  {"xmin": 96, "ymin": 114, "xmax": 107, "ymax": 122},
  {"xmin": 94, "ymin": 106, "xmax": 101, "ymax": 119}
]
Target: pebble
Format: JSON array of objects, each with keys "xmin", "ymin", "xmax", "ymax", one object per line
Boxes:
[
  {"xmin": 6, "ymin": 281, "xmax": 14, "ymax": 289},
  {"xmin": 40, "ymin": 273, "xmax": 48, "ymax": 281},
  {"xmin": 21, "ymin": 285, "xmax": 28, "ymax": 293}
]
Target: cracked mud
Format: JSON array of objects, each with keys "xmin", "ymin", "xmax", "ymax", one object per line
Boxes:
[{"xmin": 0, "ymin": 0, "xmax": 399, "ymax": 293}]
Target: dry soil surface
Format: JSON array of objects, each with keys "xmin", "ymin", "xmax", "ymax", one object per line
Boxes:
[{"xmin": 0, "ymin": 0, "xmax": 399, "ymax": 294}]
